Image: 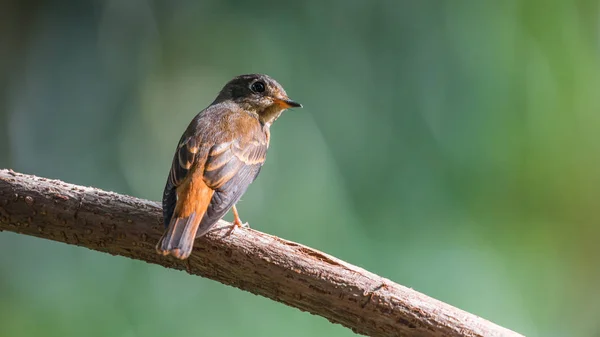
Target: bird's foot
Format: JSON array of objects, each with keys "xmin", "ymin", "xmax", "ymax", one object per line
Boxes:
[
  {"xmin": 230, "ymin": 204, "xmax": 249, "ymax": 229},
  {"xmin": 227, "ymin": 220, "xmax": 249, "ymax": 236}
]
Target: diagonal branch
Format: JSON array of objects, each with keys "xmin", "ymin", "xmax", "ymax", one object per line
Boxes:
[{"xmin": 0, "ymin": 169, "xmax": 523, "ymax": 337}]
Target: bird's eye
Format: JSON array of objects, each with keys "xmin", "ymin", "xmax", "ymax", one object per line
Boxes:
[{"xmin": 251, "ymin": 81, "xmax": 266, "ymax": 93}]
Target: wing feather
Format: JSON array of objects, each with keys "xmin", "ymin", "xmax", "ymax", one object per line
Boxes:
[
  {"xmin": 162, "ymin": 136, "xmax": 202, "ymax": 228},
  {"xmin": 195, "ymin": 136, "xmax": 267, "ymax": 236}
]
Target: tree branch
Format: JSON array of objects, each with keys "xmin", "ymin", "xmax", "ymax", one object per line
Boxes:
[{"xmin": 0, "ymin": 169, "xmax": 523, "ymax": 337}]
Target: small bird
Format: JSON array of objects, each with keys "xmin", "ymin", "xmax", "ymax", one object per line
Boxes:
[{"xmin": 156, "ymin": 74, "xmax": 302, "ymax": 259}]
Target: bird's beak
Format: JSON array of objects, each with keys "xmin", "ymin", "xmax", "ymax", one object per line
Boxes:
[{"xmin": 274, "ymin": 98, "xmax": 302, "ymax": 108}]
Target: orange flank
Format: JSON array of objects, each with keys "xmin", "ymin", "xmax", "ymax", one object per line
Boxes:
[
  {"xmin": 175, "ymin": 173, "xmax": 214, "ymax": 219},
  {"xmin": 156, "ymin": 172, "xmax": 215, "ymax": 259}
]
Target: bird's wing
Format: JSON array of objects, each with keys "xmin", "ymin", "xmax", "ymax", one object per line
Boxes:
[
  {"xmin": 162, "ymin": 135, "xmax": 204, "ymax": 228},
  {"xmin": 195, "ymin": 135, "xmax": 267, "ymax": 236}
]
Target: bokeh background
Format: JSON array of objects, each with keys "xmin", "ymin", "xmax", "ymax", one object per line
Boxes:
[{"xmin": 1, "ymin": 1, "xmax": 600, "ymax": 336}]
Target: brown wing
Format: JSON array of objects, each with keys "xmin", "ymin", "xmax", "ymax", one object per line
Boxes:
[
  {"xmin": 162, "ymin": 135, "xmax": 202, "ymax": 228},
  {"xmin": 194, "ymin": 137, "xmax": 267, "ymax": 236}
]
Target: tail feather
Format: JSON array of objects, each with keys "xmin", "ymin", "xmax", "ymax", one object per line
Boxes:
[{"xmin": 156, "ymin": 212, "xmax": 201, "ymax": 260}]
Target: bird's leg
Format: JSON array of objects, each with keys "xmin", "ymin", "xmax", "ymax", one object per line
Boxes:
[{"xmin": 231, "ymin": 205, "xmax": 249, "ymax": 229}]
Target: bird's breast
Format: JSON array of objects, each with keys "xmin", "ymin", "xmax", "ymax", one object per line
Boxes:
[{"xmin": 264, "ymin": 125, "xmax": 271, "ymax": 147}]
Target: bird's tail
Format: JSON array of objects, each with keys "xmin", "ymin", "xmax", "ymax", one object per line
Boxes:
[{"xmin": 156, "ymin": 212, "xmax": 202, "ymax": 260}]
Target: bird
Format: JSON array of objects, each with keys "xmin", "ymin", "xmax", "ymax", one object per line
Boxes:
[{"xmin": 156, "ymin": 74, "xmax": 302, "ymax": 260}]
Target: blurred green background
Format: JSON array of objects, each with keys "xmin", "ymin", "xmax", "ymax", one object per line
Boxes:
[{"xmin": 1, "ymin": 1, "xmax": 600, "ymax": 336}]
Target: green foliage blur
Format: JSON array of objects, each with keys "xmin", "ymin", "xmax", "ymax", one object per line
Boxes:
[{"xmin": 2, "ymin": 1, "xmax": 600, "ymax": 336}]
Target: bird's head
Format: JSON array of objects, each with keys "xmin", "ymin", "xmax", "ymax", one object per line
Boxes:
[{"xmin": 214, "ymin": 74, "xmax": 302, "ymax": 126}]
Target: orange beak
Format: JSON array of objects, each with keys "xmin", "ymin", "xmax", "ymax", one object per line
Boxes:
[{"xmin": 274, "ymin": 98, "xmax": 302, "ymax": 108}]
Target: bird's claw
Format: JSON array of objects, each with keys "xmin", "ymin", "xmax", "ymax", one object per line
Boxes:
[
  {"xmin": 232, "ymin": 219, "xmax": 249, "ymax": 229},
  {"xmin": 227, "ymin": 221, "xmax": 249, "ymax": 236}
]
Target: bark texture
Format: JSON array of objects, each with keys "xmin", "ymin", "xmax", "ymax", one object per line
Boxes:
[{"xmin": 0, "ymin": 169, "xmax": 523, "ymax": 337}]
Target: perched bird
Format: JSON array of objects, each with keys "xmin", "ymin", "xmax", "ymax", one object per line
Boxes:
[{"xmin": 156, "ymin": 74, "xmax": 302, "ymax": 259}]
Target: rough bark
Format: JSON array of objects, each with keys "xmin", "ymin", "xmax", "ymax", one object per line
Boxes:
[{"xmin": 0, "ymin": 169, "xmax": 523, "ymax": 337}]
